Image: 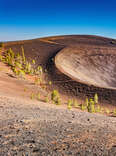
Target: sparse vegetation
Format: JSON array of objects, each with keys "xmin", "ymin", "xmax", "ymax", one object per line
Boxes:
[
  {"xmin": 55, "ymin": 97, "xmax": 61, "ymax": 105},
  {"xmin": 32, "ymin": 59, "xmax": 35, "ymax": 64},
  {"xmin": 51, "ymin": 90, "xmax": 59, "ymax": 101},
  {"xmin": 0, "ymin": 47, "xmax": 43, "ymax": 80},
  {"xmin": 37, "ymin": 65, "xmax": 43, "ymax": 75},
  {"xmin": 37, "ymin": 92, "xmax": 40, "ymax": 100},
  {"xmin": 21, "ymin": 46, "xmax": 26, "ymax": 63},
  {"xmin": 51, "ymin": 89, "xmax": 61, "ymax": 105},
  {"xmin": 85, "ymin": 97, "xmax": 89, "ymax": 107},
  {"xmin": 111, "ymin": 40, "xmax": 116, "ymax": 44},
  {"xmin": 67, "ymin": 99, "xmax": 73, "ymax": 110},
  {"xmin": 113, "ymin": 109, "xmax": 116, "ymax": 116},
  {"xmin": 48, "ymin": 81, "xmax": 52, "ymax": 85},
  {"xmin": 105, "ymin": 108, "xmax": 110, "ymax": 114},
  {"xmin": 87, "ymin": 97, "xmax": 96, "ymax": 113},
  {"xmin": 0, "ymin": 42, "xmax": 4, "ymax": 48},
  {"xmin": 81, "ymin": 104, "xmax": 86, "ymax": 111},
  {"xmin": 30, "ymin": 92, "xmax": 34, "ymax": 100},
  {"xmin": 34, "ymin": 77, "xmax": 40, "ymax": 85},
  {"xmin": 24, "ymin": 88, "xmax": 27, "ymax": 92},
  {"xmin": 45, "ymin": 95, "xmax": 49, "ymax": 103},
  {"xmin": 0, "ymin": 44, "xmax": 114, "ymax": 116},
  {"xmin": 94, "ymin": 93, "xmax": 98, "ymax": 104}
]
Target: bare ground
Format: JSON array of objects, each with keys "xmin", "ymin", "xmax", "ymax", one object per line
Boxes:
[
  {"xmin": 0, "ymin": 61, "xmax": 116, "ymax": 156},
  {"xmin": 0, "ymin": 35, "xmax": 116, "ymax": 155}
]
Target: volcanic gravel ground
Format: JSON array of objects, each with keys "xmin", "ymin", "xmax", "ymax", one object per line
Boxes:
[{"xmin": 0, "ymin": 96, "xmax": 116, "ymax": 156}]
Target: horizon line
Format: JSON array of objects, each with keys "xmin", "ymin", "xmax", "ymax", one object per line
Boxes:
[{"xmin": 1, "ymin": 34, "xmax": 116, "ymax": 42}]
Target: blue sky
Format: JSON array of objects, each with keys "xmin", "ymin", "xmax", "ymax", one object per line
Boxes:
[{"xmin": 0, "ymin": 0, "xmax": 116, "ymax": 41}]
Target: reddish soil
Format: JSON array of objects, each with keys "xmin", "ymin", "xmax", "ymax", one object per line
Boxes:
[
  {"xmin": 0, "ymin": 35, "xmax": 116, "ymax": 155},
  {"xmin": 5, "ymin": 35, "xmax": 116, "ymax": 104}
]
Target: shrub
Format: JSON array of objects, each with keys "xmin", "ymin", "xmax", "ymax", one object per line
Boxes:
[
  {"xmin": 34, "ymin": 77, "xmax": 40, "ymax": 85},
  {"xmin": 37, "ymin": 66, "xmax": 43, "ymax": 75},
  {"xmin": 81, "ymin": 104, "xmax": 86, "ymax": 111},
  {"xmin": 0, "ymin": 42, "xmax": 4, "ymax": 48},
  {"xmin": 0, "ymin": 55, "xmax": 3, "ymax": 61},
  {"xmin": 87, "ymin": 98, "xmax": 95, "ymax": 113},
  {"xmin": 21, "ymin": 46, "xmax": 26, "ymax": 63},
  {"xmin": 32, "ymin": 59, "xmax": 35, "ymax": 64},
  {"xmin": 67, "ymin": 99, "xmax": 73, "ymax": 110},
  {"xmin": 85, "ymin": 97, "xmax": 89, "ymax": 107},
  {"xmin": 51, "ymin": 90, "xmax": 59, "ymax": 101},
  {"xmin": 51, "ymin": 89, "xmax": 61, "ymax": 105},
  {"xmin": 45, "ymin": 96, "xmax": 49, "ymax": 103},
  {"xmin": 55, "ymin": 97, "xmax": 61, "ymax": 105},
  {"xmin": 48, "ymin": 81, "xmax": 52, "ymax": 85},
  {"xmin": 37, "ymin": 93, "xmax": 40, "ymax": 100},
  {"xmin": 105, "ymin": 109, "xmax": 110, "ymax": 114},
  {"xmin": 1, "ymin": 47, "xmax": 44, "ymax": 80},
  {"xmin": 24, "ymin": 88, "xmax": 27, "ymax": 92},
  {"xmin": 18, "ymin": 69, "xmax": 25, "ymax": 78},
  {"xmin": 94, "ymin": 93, "xmax": 98, "ymax": 104},
  {"xmin": 113, "ymin": 109, "xmax": 116, "ymax": 116},
  {"xmin": 111, "ymin": 40, "xmax": 116, "ymax": 44},
  {"xmin": 30, "ymin": 93, "xmax": 34, "ymax": 100}
]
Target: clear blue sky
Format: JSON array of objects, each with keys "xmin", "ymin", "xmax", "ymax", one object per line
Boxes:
[{"xmin": 0, "ymin": 0, "xmax": 116, "ymax": 41}]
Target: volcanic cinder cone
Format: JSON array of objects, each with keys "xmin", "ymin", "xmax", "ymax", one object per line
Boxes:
[{"xmin": 55, "ymin": 44, "xmax": 116, "ymax": 90}]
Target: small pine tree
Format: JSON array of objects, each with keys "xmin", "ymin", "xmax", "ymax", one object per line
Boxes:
[
  {"xmin": 0, "ymin": 42, "xmax": 4, "ymax": 48},
  {"xmin": 48, "ymin": 81, "xmax": 52, "ymax": 85},
  {"xmin": 94, "ymin": 93, "xmax": 98, "ymax": 104},
  {"xmin": 34, "ymin": 77, "xmax": 40, "ymax": 85},
  {"xmin": 32, "ymin": 59, "xmax": 35, "ymax": 64},
  {"xmin": 45, "ymin": 96, "xmax": 49, "ymax": 103},
  {"xmin": 85, "ymin": 97, "xmax": 89, "ymax": 107},
  {"xmin": 21, "ymin": 46, "xmax": 26, "ymax": 64},
  {"xmin": 87, "ymin": 98, "xmax": 95, "ymax": 113},
  {"xmin": 18, "ymin": 69, "xmax": 25, "ymax": 78},
  {"xmin": 37, "ymin": 66, "xmax": 43, "ymax": 75},
  {"xmin": 81, "ymin": 104, "xmax": 86, "ymax": 111},
  {"xmin": 0, "ymin": 55, "xmax": 3, "ymax": 61},
  {"xmin": 113, "ymin": 109, "xmax": 116, "ymax": 116},
  {"xmin": 51, "ymin": 90, "xmax": 59, "ymax": 101},
  {"xmin": 37, "ymin": 93, "xmax": 40, "ymax": 100},
  {"xmin": 30, "ymin": 93, "xmax": 34, "ymax": 100},
  {"xmin": 67, "ymin": 99, "xmax": 72, "ymax": 110},
  {"xmin": 55, "ymin": 97, "xmax": 61, "ymax": 105},
  {"xmin": 24, "ymin": 88, "xmax": 27, "ymax": 92},
  {"xmin": 105, "ymin": 109, "xmax": 110, "ymax": 114}
]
